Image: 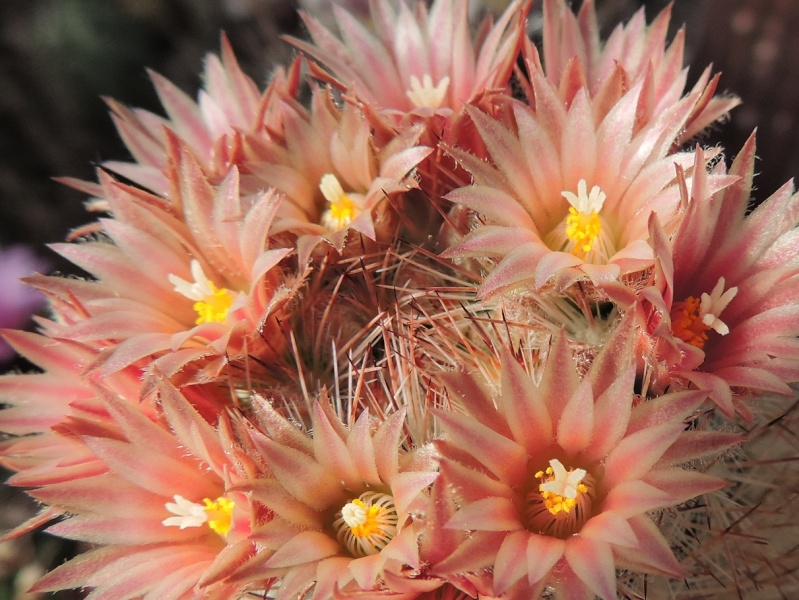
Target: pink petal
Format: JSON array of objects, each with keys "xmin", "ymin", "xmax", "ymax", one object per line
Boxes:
[
  {"xmin": 560, "ymin": 89, "xmax": 597, "ymax": 190},
  {"xmin": 311, "ymin": 402, "xmax": 362, "ymax": 490},
  {"xmin": 583, "ymin": 366, "xmax": 635, "ymax": 462},
  {"xmin": 626, "ymin": 390, "xmax": 707, "ymax": 435},
  {"xmin": 438, "ymin": 369, "xmax": 510, "ymax": 436},
  {"xmin": 373, "ymin": 409, "xmax": 406, "ymax": 483},
  {"xmin": 252, "ymin": 437, "xmax": 344, "ymax": 511},
  {"xmin": 446, "ymin": 496, "xmax": 522, "ymax": 532},
  {"xmin": 600, "ymin": 479, "xmax": 674, "ymax": 518},
  {"xmin": 538, "ymin": 329, "xmax": 581, "ymax": 423},
  {"xmin": 264, "ymin": 530, "xmax": 342, "ymax": 568},
  {"xmin": 499, "ymin": 347, "xmax": 552, "ymax": 453},
  {"xmin": 556, "ymin": 378, "xmax": 594, "ymax": 455},
  {"xmin": 526, "ymin": 533, "xmax": 566, "ymax": 587},
  {"xmin": 579, "ymin": 512, "xmax": 637, "ymax": 547},
  {"xmin": 613, "ymin": 515, "xmax": 682, "ymax": 578},
  {"xmin": 603, "ymin": 423, "xmax": 684, "ymax": 488},
  {"xmin": 346, "ymin": 410, "xmax": 381, "ymax": 486},
  {"xmin": 643, "ymin": 467, "xmax": 729, "ymax": 504},
  {"xmin": 390, "ymin": 471, "xmax": 438, "ymax": 515},
  {"xmin": 659, "ymin": 431, "xmax": 743, "ymax": 464},
  {"xmin": 493, "ymin": 530, "xmax": 530, "ymax": 594},
  {"xmin": 434, "ymin": 409, "xmax": 527, "ymax": 484},
  {"xmin": 564, "ymin": 537, "xmax": 616, "ymax": 600},
  {"xmin": 433, "ymin": 531, "xmax": 506, "ymax": 574}
]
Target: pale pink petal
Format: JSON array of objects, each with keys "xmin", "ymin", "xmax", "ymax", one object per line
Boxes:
[
  {"xmin": 564, "ymin": 537, "xmax": 616, "ymax": 600},
  {"xmin": 603, "ymin": 422, "xmax": 684, "ymax": 488},
  {"xmin": 600, "ymin": 479, "xmax": 674, "ymax": 518},
  {"xmin": 498, "ymin": 346, "xmax": 552, "ymax": 453},
  {"xmin": 390, "ymin": 471, "xmax": 438, "ymax": 515},
  {"xmin": 251, "ymin": 437, "xmax": 344, "ymax": 511},
  {"xmin": 556, "ymin": 378, "xmax": 594, "ymax": 455},
  {"xmin": 526, "ymin": 534, "xmax": 566, "ymax": 587},
  {"xmin": 493, "ymin": 530, "xmax": 530, "ymax": 594},
  {"xmin": 311, "ymin": 402, "xmax": 362, "ymax": 490},
  {"xmin": 433, "ymin": 409, "xmax": 527, "ymax": 484},
  {"xmin": 613, "ymin": 515, "xmax": 682, "ymax": 578},
  {"xmin": 579, "ymin": 512, "xmax": 637, "ymax": 547},
  {"xmin": 446, "ymin": 497, "xmax": 522, "ymax": 532},
  {"xmin": 264, "ymin": 530, "xmax": 342, "ymax": 569},
  {"xmin": 643, "ymin": 467, "xmax": 729, "ymax": 504}
]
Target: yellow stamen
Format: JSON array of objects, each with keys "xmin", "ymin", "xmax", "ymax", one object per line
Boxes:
[
  {"xmin": 534, "ymin": 459, "xmax": 589, "ymax": 516},
  {"xmin": 192, "ymin": 284, "xmax": 235, "ymax": 325},
  {"xmin": 671, "ymin": 278, "xmax": 738, "ymax": 349},
  {"xmin": 168, "ymin": 260, "xmax": 236, "ymax": 325},
  {"xmin": 546, "ymin": 179, "xmax": 616, "ymax": 263},
  {"xmin": 562, "ymin": 179, "xmax": 607, "ymax": 259},
  {"xmin": 203, "ymin": 497, "xmax": 235, "ymax": 536},
  {"xmin": 671, "ymin": 296, "xmax": 710, "ymax": 348},
  {"xmin": 565, "ymin": 207, "xmax": 603, "ymax": 258},
  {"xmin": 319, "ymin": 173, "xmax": 359, "ymax": 230},
  {"xmin": 334, "ymin": 491, "xmax": 398, "ymax": 557}
]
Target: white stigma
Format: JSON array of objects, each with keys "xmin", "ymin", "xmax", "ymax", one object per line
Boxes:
[
  {"xmin": 699, "ymin": 277, "xmax": 738, "ymax": 335},
  {"xmin": 561, "ymin": 179, "xmax": 606, "ymax": 214},
  {"xmin": 341, "ymin": 501, "xmax": 368, "ymax": 528},
  {"xmin": 162, "ymin": 495, "xmax": 208, "ymax": 529},
  {"xmin": 539, "ymin": 459, "xmax": 587, "ymax": 500},
  {"xmin": 319, "ymin": 173, "xmax": 347, "ymax": 206},
  {"xmin": 406, "ymin": 74, "xmax": 451, "ymax": 109},
  {"xmin": 168, "ymin": 260, "xmax": 214, "ymax": 301}
]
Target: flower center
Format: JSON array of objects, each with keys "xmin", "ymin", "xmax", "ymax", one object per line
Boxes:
[
  {"xmin": 319, "ymin": 173, "xmax": 360, "ymax": 231},
  {"xmin": 193, "ymin": 284, "xmax": 235, "ymax": 325},
  {"xmin": 670, "ymin": 296, "xmax": 710, "ymax": 348},
  {"xmin": 670, "ymin": 277, "xmax": 738, "ymax": 349},
  {"xmin": 406, "ymin": 74, "xmax": 450, "ymax": 109},
  {"xmin": 526, "ymin": 459, "xmax": 595, "ymax": 538},
  {"xmin": 333, "ymin": 491, "xmax": 398, "ymax": 557},
  {"xmin": 162, "ymin": 494, "xmax": 236, "ymax": 537},
  {"xmin": 545, "ymin": 179, "xmax": 616, "ymax": 263},
  {"xmin": 168, "ymin": 260, "xmax": 236, "ymax": 325},
  {"xmin": 565, "ymin": 208, "xmax": 602, "ymax": 257}
]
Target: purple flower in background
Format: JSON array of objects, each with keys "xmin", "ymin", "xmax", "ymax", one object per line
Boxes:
[{"xmin": 0, "ymin": 245, "xmax": 48, "ymax": 364}]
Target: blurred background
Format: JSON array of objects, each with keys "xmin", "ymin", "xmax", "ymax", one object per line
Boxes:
[{"xmin": 0, "ymin": 0, "xmax": 797, "ymax": 597}]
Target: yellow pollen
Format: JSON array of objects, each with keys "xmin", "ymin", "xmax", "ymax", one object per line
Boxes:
[
  {"xmin": 319, "ymin": 173, "xmax": 359, "ymax": 230},
  {"xmin": 203, "ymin": 496, "xmax": 235, "ymax": 536},
  {"xmin": 565, "ymin": 207, "xmax": 603, "ymax": 258},
  {"xmin": 535, "ymin": 460, "xmax": 589, "ymax": 517},
  {"xmin": 671, "ymin": 296, "xmax": 711, "ymax": 348},
  {"xmin": 168, "ymin": 260, "xmax": 237, "ymax": 326},
  {"xmin": 329, "ymin": 195, "xmax": 356, "ymax": 226},
  {"xmin": 193, "ymin": 283, "xmax": 235, "ymax": 325}
]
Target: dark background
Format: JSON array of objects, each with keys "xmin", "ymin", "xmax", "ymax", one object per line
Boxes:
[{"xmin": 1, "ymin": 0, "xmax": 797, "ymax": 598}]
